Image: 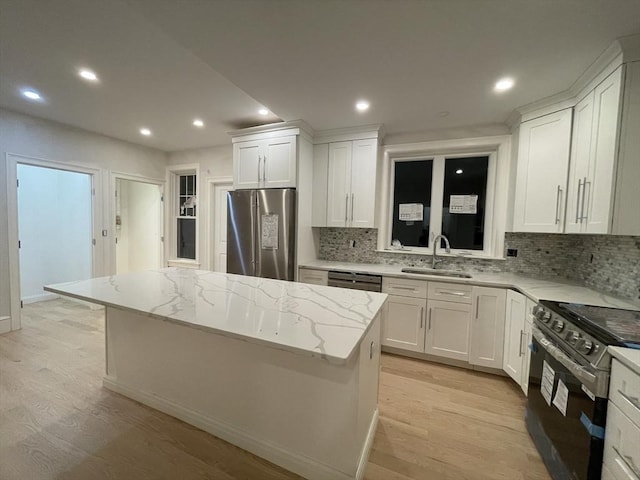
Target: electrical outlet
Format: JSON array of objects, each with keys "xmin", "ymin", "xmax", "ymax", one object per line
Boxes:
[
  {"xmin": 506, "ymin": 248, "xmax": 518, "ymax": 257},
  {"xmin": 349, "ymin": 240, "xmax": 356, "ymax": 248},
  {"xmin": 589, "ymin": 254, "xmax": 594, "ymax": 263}
]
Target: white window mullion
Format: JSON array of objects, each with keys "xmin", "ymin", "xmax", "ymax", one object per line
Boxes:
[{"xmin": 430, "ymin": 156, "xmax": 445, "ymax": 251}]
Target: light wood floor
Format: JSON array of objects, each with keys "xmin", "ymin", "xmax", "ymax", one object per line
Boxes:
[{"xmin": 0, "ymin": 299, "xmax": 550, "ymax": 480}]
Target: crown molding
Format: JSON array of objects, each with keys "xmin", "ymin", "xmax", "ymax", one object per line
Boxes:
[
  {"xmin": 228, "ymin": 119, "xmax": 314, "ymax": 142},
  {"xmin": 312, "ymin": 124, "xmax": 384, "ymax": 144}
]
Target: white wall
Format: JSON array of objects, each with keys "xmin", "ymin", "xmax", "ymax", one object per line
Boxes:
[
  {"xmin": 0, "ymin": 108, "xmax": 167, "ymax": 324},
  {"xmin": 17, "ymin": 164, "xmax": 93, "ymax": 302},
  {"xmin": 167, "ymin": 145, "xmax": 233, "ymax": 270},
  {"xmin": 116, "ymin": 179, "xmax": 162, "ymax": 274}
]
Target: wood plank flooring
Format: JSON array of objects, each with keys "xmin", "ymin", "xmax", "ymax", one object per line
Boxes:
[{"xmin": 0, "ymin": 299, "xmax": 550, "ymax": 480}]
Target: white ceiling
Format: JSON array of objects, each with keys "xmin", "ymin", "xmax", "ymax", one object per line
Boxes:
[{"xmin": 2, "ymin": 0, "xmax": 640, "ymax": 152}]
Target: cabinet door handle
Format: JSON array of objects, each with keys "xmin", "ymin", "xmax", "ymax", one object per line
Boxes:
[
  {"xmin": 575, "ymin": 179, "xmax": 583, "ymax": 223},
  {"xmin": 351, "ymin": 193, "xmax": 355, "ymax": 222},
  {"xmin": 420, "ymin": 306, "xmax": 424, "ymax": 328},
  {"xmin": 581, "ymin": 178, "xmax": 591, "ymax": 222},
  {"xmin": 555, "ymin": 186, "xmax": 562, "ymax": 224},
  {"xmin": 257, "ymin": 155, "xmax": 262, "ymax": 182},
  {"xmin": 345, "ymin": 194, "xmax": 349, "ymax": 222},
  {"xmin": 369, "ymin": 341, "xmax": 375, "ymax": 359},
  {"xmin": 428, "ymin": 308, "xmax": 432, "ymax": 330},
  {"xmin": 519, "ymin": 330, "xmax": 525, "ymax": 357},
  {"xmin": 475, "ymin": 299, "xmax": 480, "ymax": 319},
  {"xmin": 262, "ymin": 156, "xmax": 267, "ymax": 182}
]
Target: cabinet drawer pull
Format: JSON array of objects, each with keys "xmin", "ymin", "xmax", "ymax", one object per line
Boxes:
[
  {"xmin": 393, "ymin": 286, "xmax": 417, "ymax": 291},
  {"xmin": 440, "ymin": 290, "xmax": 466, "ymax": 296},
  {"xmin": 618, "ymin": 390, "xmax": 640, "ymax": 410},
  {"xmin": 613, "ymin": 446, "xmax": 640, "ymax": 478}
]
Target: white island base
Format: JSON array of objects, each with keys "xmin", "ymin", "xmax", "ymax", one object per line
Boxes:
[{"xmin": 102, "ymin": 306, "xmax": 381, "ymax": 480}]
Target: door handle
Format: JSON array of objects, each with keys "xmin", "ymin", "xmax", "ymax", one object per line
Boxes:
[
  {"xmin": 555, "ymin": 186, "xmax": 562, "ymax": 224},
  {"xmin": 351, "ymin": 193, "xmax": 355, "ymax": 222},
  {"xmin": 420, "ymin": 306, "xmax": 424, "ymax": 328},
  {"xmin": 575, "ymin": 179, "xmax": 583, "ymax": 223},
  {"xmin": 345, "ymin": 194, "xmax": 349, "ymax": 222}
]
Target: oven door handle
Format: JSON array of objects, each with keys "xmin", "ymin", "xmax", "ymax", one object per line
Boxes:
[{"xmin": 531, "ymin": 326, "xmax": 606, "ymax": 397}]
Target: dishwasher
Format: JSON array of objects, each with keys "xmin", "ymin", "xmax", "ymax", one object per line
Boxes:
[{"xmin": 327, "ymin": 271, "xmax": 383, "ymax": 292}]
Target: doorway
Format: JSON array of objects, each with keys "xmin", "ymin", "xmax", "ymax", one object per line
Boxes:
[
  {"xmin": 115, "ymin": 178, "xmax": 163, "ymax": 274},
  {"xmin": 16, "ymin": 163, "xmax": 94, "ymax": 304},
  {"xmin": 208, "ymin": 179, "xmax": 233, "ymax": 273}
]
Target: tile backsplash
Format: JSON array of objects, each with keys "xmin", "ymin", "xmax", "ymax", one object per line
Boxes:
[{"xmin": 317, "ymin": 228, "xmax": 640, "ymax": 302}]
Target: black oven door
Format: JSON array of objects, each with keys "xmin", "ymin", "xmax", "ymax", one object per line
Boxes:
[{"xmin": 526, "ymin": 327, "xmax": 607, "ymax": 480}]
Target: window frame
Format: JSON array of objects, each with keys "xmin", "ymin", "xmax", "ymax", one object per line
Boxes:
[
  {"xmin": 166, "ymin": 164, "xmax": 200, "ymax": 266},
  {"xmin": 379, "ymin": 136, "xmax": 511, "ymax": 259}
]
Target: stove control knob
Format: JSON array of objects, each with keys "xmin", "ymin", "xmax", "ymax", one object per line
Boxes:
[
  {"xmin": 541, "ymin": 311, "xmax": 552, "ymax": 323},
  {"xmin": 566, "ymin": 331, "xmax": 580, "ymax": 344},
  {"xmin": 532, "ymin": 305, "xmax": 541, "ymax": 316},
  {"xmin": 580, "ymin": 340, "xmax": 594, "ymax": 355},
  {"xmin": 553, "ymin": 320, "xmax": 565, "ymax": 332}
]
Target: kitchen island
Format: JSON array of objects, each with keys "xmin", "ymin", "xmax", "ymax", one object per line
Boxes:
[{"xmin": 45, "ymin": 268, "xmax": 387, "ymax": 480}]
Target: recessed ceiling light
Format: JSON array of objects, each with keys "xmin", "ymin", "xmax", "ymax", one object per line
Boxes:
[
  {"xmin": 494, "ymin": 77, "xmax": 515, "ymax": 92},
  {"xmin": 355, "ymin": 100, "xmax": 370, "ymax": 112},
  {"xmin": 456, "ymin": 169, "xmax": 463, "ymax": 174},
  {"xmin": 192, "ymin": 119, "xmax": 204, "ymax": 128},
  {"xmin": 140, "ymin": 128, "xmax": 152, "ymax": 136},
  {"xmin": 438, "ymin": 111, "xmax": 450, "ymax": 117},
  {"xmin": 258, "ymin": 108, "xmax": 269, "ymax": 116},
  {"xmin": 78, "ymin": 68, "xmax": 98, "ymax": 82},
  {"xmin": 21, "ymin": 89, "xmax": 42, "ymax": 101}
]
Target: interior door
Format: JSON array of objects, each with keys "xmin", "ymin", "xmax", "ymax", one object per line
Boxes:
[{"xmin": 212, "ymin": 182, "xmax": 232, "ymax": 272}]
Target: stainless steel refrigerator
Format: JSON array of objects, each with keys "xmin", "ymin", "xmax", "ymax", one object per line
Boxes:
[{"xmin": 226, "ymin": 188, "xmax": 296, "ymax": 281}]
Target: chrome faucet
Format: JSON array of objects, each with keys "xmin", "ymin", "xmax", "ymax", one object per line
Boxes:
[{"xmin": 432, "ymin": 234, "xmax": 451, "ymax": 269}]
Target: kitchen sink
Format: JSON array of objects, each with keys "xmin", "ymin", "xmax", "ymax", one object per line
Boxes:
[{"xmin": 401, "ymin": 267, "xmax": 472, "ymax": 279}]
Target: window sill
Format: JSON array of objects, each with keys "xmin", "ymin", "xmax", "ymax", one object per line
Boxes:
[
  {"xmin": 167, "ymin": 259, "xmax": 201, "ymax": 269},
  {"xmin": 376, "ymin": 249, "xmax": 506, "ymax": 261}
]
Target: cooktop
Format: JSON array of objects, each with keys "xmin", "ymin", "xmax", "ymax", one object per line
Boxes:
[{"xmin": 543, "ymin": 301, "xmax": 640, "ymax": 346}]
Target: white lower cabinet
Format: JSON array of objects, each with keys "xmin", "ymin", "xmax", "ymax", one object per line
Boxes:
[
  {"xmin": 469, "ymin": 286, "xmax": 506, "ymax": 369},
  {"xmin": 502, "ymin": 290, "xmax": 535, "ymax": 394},
  {"xmin": 382, "ymin": 295, "xmax": 426, "ymax": 353},
  {"xmin": 425, "ymin": 300, "xmax": 472, "ymax": 361},
  {"xmin": 604, "ymin": 359, "xmax": 640, "ymax": 480}
]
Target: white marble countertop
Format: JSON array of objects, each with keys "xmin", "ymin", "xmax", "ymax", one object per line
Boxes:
[
  {"xmin": 299, "ymin": 260, "xmax": 640, "ymax": 309},
  {"xmin": 45, "ymin": 268, "xmax": 387, "ymax": 364},
  {"xmin": 609, "ymin": 346, "xmax": 640, "ymax": 375}
]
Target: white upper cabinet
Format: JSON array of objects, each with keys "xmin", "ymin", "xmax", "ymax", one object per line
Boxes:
[
  {"xmin": 232, "ymin": 133, "xmax": 297, "ymax": 189},
  {"xmin": 566, "ymin": 66, "xmax": 623, "ymax": 234},
  {"xmin": 326, "ymin": 142, "xmax": 353, "ymax": 226},
  {"xmin": 324, "ymin": 138, "xmax": 378, "ymax": 228},
  {"xmin": 513, "ymin": 108, "xmax": 573, "ymax": 233}
]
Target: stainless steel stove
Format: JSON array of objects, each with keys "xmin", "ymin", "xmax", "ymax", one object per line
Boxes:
[{"xmin": 526, "ymin": 301, "xmax": 640, "ymax": 480}]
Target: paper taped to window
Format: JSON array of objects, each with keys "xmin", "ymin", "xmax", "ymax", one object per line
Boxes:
[
  {"xmin": 399, "ymin": 203, "xmax": 423, "ymax": 221},
  {"xmin": 449, "ymin": 195, "xmax": 477, "ymax": 214}
]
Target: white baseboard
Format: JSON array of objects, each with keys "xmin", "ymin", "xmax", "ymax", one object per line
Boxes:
[
  {"xmin": 22, "ymin": 292, "xmax": 59, "ymax": 305},
  {"xmin": 0, "ymin": 316, "xmax": 11, "ymax": 335},
  {"xmin": 103, "ymin": 377, "xmax": 375, "ymax": 480}
]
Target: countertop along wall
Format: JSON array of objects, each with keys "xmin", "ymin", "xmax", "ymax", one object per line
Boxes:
[
  {"xmin": 0, "ymin": 108, "xmax": 167, "ymax": 324},
  {"xmin": 318, "ymin": 228, "xmax": 640, "ymax": 302}
]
